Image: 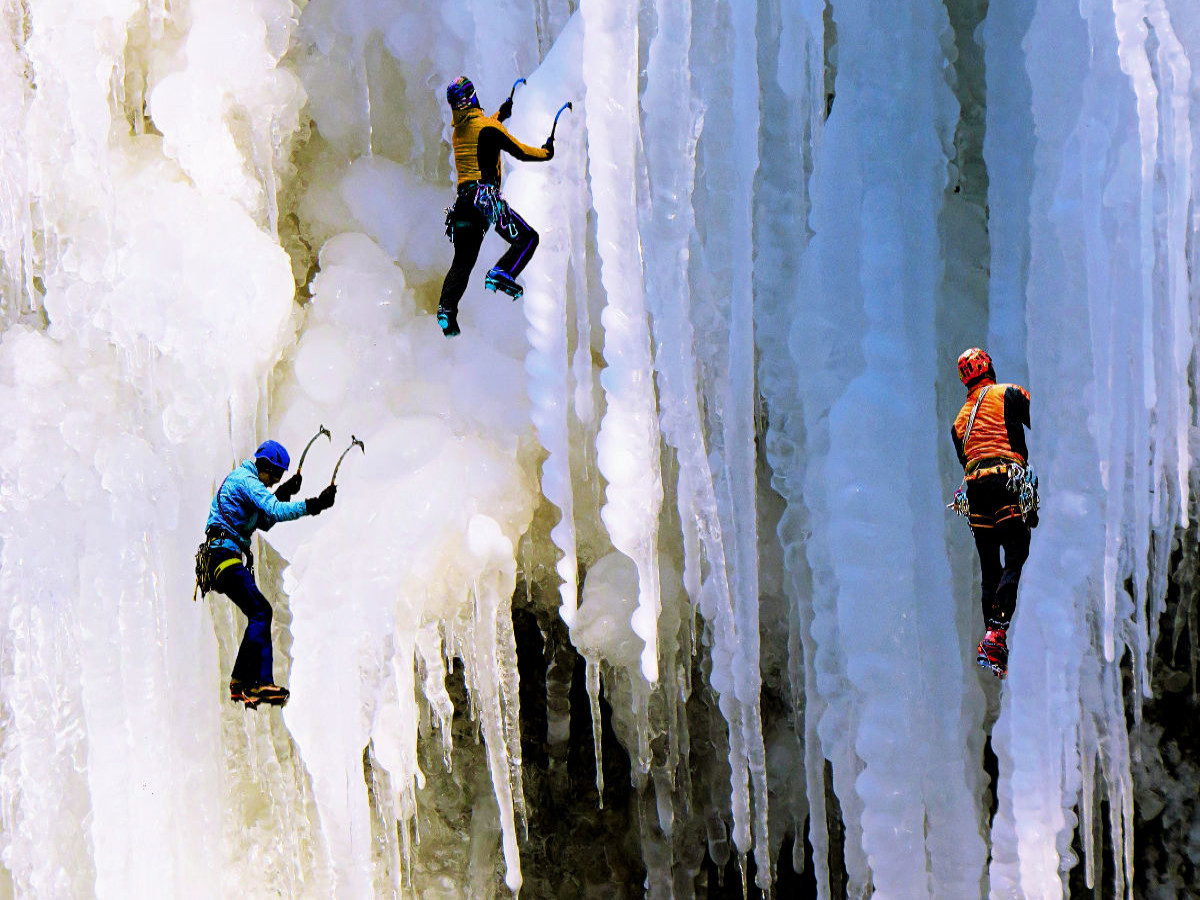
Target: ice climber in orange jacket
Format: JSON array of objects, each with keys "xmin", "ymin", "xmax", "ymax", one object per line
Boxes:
[{"xmin": 951, "ymin": 348, "xmax": 1038, "ymax": 678}]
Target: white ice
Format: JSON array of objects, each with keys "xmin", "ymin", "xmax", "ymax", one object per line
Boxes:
[{"xmin": 0, "ymin": 0, "xmax": 1197, "ymax": 898}]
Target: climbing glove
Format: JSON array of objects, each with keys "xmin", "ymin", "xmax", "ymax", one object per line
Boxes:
[
  {"xmin": 498, "ymin": 98, "xmax": 513, "ymax": 122},
  {"xmin": 276, "ymin": 473, "xmax": 303, "ymax": 501},
  {"xmin": 542, "ymin": 136, "xmax": 554, "ymax": 159},
  {"xmin": 306, "ymin": 484, "xmax": 337, "ymax": 515}
]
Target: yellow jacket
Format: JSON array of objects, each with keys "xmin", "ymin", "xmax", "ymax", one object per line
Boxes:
[{"xmin": 451, "ymin": 107, "xmax": 552, "ymax": 186}]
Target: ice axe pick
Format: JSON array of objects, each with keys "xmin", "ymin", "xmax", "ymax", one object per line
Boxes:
[
  {"xmin": 296, "ymin": 424, "xmax": 331, "ymax": 474},
  {"xmin": 330, "ymin": 435, "xmax": 365, "ymax": 486},
  {"xmin": 549, "ymin": 101, "xmax": 573, "ymax": 142}
]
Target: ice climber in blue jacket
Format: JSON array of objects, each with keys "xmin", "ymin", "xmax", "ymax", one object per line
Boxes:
[{"xmin": 202, "ymin": 439, "xmax": 337, "ymax": 708}]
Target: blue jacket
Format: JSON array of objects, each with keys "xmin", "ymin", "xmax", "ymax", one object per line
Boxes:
[{"xmin": 205, "ymin": 459, "xmax": 309, "ymax": 554}]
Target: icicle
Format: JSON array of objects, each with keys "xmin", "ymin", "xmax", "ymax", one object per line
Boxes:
[
  {"xmin": 495, "ymin": 586, "xmax": 528, "ymax": 837},
  {"xmin": 581, "ymin": 0, "xmax": 664, "ymax": 683},
  {"xmin": 1080, "ymin": 711, "xmax": 1097, "ymax": 889},
  {"xmin": 585, "ymin": 655, "xmax": 605, "ymax": 805},
  {"xmin": 638, "ymin": 783, "xmax": 674, "ymax": 899},
  {"xmin": 544, "ymin": 626, "xmax": 574, "ymax": 773},
  {"xmin": 464, "ymin": 514, "xmax": 525, "ymax": 893},
  {"xmin": 416, "ymin": 624, "xmax": 454, "ymax": 769},
  {"xmin": 751, "ymin": 0, "xmax": 829, "ymax": 892}
]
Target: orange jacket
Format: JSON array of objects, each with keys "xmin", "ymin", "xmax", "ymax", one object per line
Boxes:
[
  {"xmin": 451, "ymin": 107, "xmax": 551, "ymax": 186},
  {"xmin": 951, "ymin": 381, "xmax": 1030, "ymax": 473}
]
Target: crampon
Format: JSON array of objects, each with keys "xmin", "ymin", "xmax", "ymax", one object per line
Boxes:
[
  {"xmin": 484, "ymin": 266, "xmax": 523, "ymax": 300},
  {"xmin": 976, "ymin": 624, "xmax": 1008, "ymax": 679}
]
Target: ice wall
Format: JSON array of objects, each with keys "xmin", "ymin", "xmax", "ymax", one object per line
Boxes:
[
  {"xmin": 985, "ymin": 1, "xmax": 1198, "ymax": 898},
  {"xmin": 0, "ymin": 1, "xmax": 307, "ymax": 897},
  {"xmin": 0, "ymin": 0, "xmax": 1197, "ymax": 898}
]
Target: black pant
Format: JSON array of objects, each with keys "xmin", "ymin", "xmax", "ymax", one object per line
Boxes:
[
  {"xmin": 438, "ymin": 193, "xmax": 539, "ymax": 314},
  {"xmin": 966, "ymin": 474, "xmax": 1031, "ymax": 625},
  {"xmin": 212, "ymin": 552, "xmax": 274, "ymax": 686}
]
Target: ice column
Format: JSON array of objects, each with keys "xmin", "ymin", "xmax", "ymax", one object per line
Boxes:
[
  {"xmin": 0, "ymin": 1, "xmax": 32, "ymax": 324},
  {"xmin": 987, "ymin": 1, "xmax": 1197, "ymax": 896},
  {"xmin": 686, "ymin": 0, "xmax": 773, "ymax": 886},
  {"xmin": 984, "ymin": 5, "xmax": 1100, "ymax": 893},
  {"xmin": 796, "ymin": 0, "xmax": 986, "ymax": 896},
  {"xmin": 751, "ymin": 0, "xmax": 829, "ymax": 891},
  {"xmin": 505, "ymin": 15, "xmax": 587, "ymax": 625},
  {"xmin": 0, "ymin": 0, "xmax": 306, "ymax": 897},
  {"xmin": 581, "ymin": 0, "xmax": 664, "ymax": 682}
]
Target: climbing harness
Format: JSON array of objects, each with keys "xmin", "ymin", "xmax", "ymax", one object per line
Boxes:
[
  {"xmin": 948, "ymin": 388, "xmax": 1040, "ymax": 524},
  {"xmin": 472, "ymin": 183, "xmax": 512, "ymax": 230},
  {"xmin": 193, "ymin": 531, "xmax": 252, "ymax": 599},
  {"xmin": 444, "ymin": 182, "xmax": 514, "ymax": 243}
]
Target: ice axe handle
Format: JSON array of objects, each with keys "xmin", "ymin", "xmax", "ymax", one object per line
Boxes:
[
  {"xmin": 507, "ymin": 77, "xmax": 526, "ymax": 103},
  {"xmin": 296, "ymin": 424, "xmax": 331, "ymax": 474},
  {"xmin": 549, "ymin": 101, "xmax": 573, "ymax": 141},
  {"xmin": 330, "ymin": 436, "xmax": 365, "ymax": 486}
]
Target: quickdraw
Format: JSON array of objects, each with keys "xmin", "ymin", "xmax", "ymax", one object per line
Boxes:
[
  {"xmin": 444, "ymin": 183, "xmax": 513, "ymax": 243},
  {"xmin": 194, "ymin": 517, "xmax": 254, "ymax": 601},
  {"xmin": 471, "ymin": 183, "xmax": 512, "ymax": 230},
  {"xmin": 194, "ymin": 536, "xmax": 255, "ymax": 600},
  {"xmin": 194, "ymin": 538, "xmax": 216, "ymax": 600},
  {"xmin": 948, "ymin": 464, "xmax": 1040, "ymax": 523},
  {"xmin": 1006, "ymin": 462, "xmax": 1039, "ymax": 522},
  {"xmin": 950, "ymin": 481, "xmax": 970, "ymax": 519}
]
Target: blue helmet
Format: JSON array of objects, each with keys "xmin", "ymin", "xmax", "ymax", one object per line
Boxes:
[
  {"xmin": 254, "ymin": 440, "xmax": 290, "ymax": 472},
  {"xmin": 446, "ymin": 76, "xmax": 479, "ymax": 111}
]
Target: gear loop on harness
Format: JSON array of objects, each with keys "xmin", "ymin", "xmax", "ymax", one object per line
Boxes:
[
  {"xmin": 949, "ymin": 463, "xmax": 1040, "ymax": 523},
  {"xmin": 950, "ymin": 481, "xmax": 970, "ymax": 518},
  {"xmin": 1005, "ymin": 462, "xmax": 1039, "ymax": 522},
  {"xmin": 194, "ymin": 524, "xmax": 255, "ymax": 599},
  {"xmin": 471, "ymin": 183, "xmax": 512, "ymax": 230},
  {"xmin": 444, "ymin": 182, "xmax": 512, "ymax": 244}
]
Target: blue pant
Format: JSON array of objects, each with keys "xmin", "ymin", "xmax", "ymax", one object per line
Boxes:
[{"xmin": 213, "ymin": 554, "xmax": 274, "ymax": 686}]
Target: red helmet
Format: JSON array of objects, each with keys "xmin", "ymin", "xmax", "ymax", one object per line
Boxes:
[{"xmin": 957, "ymin": 348, "xmax": 993, "ymax": 385}]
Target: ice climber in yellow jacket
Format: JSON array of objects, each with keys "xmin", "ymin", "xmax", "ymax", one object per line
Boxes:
[{"xmin": 436, "ymin": 75, "xmax": 554, "ymax": 337}]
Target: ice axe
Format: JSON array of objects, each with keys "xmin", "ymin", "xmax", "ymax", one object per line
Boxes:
[
  {"xmin": 296, "ymin": 424, "xmax": 331, "ymax": 474},
  {"xmin": 507, "ymin": 77, "xmax": 526, "ymax": 103},
  {"xmin": 549, "ymin": 101, "xmax": 573, "ymax": 142},
  {"xmin": 330, "ymin": 435, "xmax": 365, "ymax": 486}
]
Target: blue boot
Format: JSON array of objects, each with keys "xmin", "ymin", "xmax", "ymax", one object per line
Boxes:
[
  {"xmin": 484, "ymin": 266, "xmax": 523, "ymax": 300},
  {"xmin": 437, "ymin": 306, "xmax": 460, "ymax": 337}
]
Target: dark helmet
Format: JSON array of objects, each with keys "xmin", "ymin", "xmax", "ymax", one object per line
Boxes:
[
  {"xmin": 254, "ymin": 439, "xmax": 290, "ymax": 472},
  {"xmin": 446, "ymin": 76, "xmax": 479, "ymax": 111},
  {"xmin": 957, "ymin": 347, "xmax": 994, "ymax": 386}
]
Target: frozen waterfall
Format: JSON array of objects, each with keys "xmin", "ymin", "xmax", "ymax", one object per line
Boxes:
[{"xmin": 0, "ymin": 0, "xmax": 1198, "ymax": 898}]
